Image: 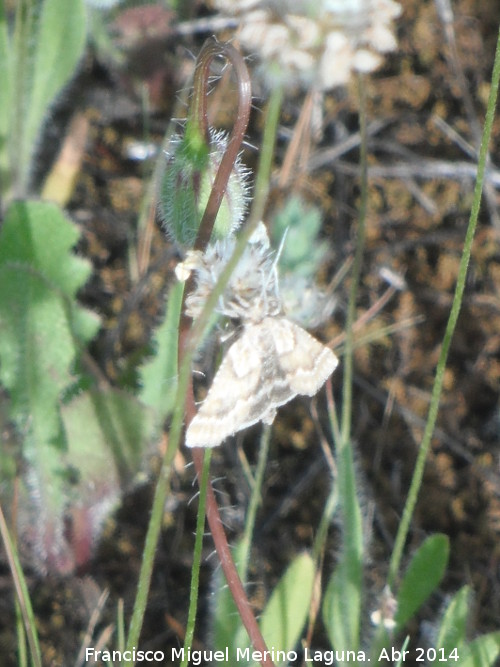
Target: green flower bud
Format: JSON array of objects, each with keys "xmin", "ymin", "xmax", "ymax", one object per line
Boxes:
[{"xmin": 158, "ymin": 127, "xmax": 251, "ymax": 248}]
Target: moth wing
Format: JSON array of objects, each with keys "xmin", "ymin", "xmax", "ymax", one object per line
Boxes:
[
  {"xmin": 185, "ymin": 318, "xmax": 338, "ymax": 449},
  {"xmin": 269, "ymin": 318, "xmax": 338, "ymax": 396},
  {"xmin": 185, "ymin": 329, "xmax": 263, "ymax": 448}
]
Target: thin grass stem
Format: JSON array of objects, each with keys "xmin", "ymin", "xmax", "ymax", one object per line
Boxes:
[
  {"xmin": 0, "ymin": 502, "xmax": 42, "ymax": 667},
  {"xmin": 240, "ymin": 425, "xmax": 272, "ymax": 584},
  {"xmin": 388, "ymin": 25, "xmax": 500, "ymax": 587}
]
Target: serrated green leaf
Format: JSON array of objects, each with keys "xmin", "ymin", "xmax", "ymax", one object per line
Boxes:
[
  {"xmin": 0, "ymin": 201, "xmax": 99, "ymax": 573},
  {"xmin": 0, "ymin": 201, "xmax": 99, "ymax": 350},
  {"xmin": 395, "ymin": 534, "xmax": 449, "ymax": 629},
  {"xmin": 433, "ymin": 586, "xmax": 470, "ymax": 661},
  {"xmin": 18, "ymin": 446, "xmax": 75, "ymax": 574},
  {"xmin": 0, "ymin": 263, "xmax": 76, "ymax": 559},
  {"xmin": 0, "ymin": 200, "xmax": 92, "ymax": 293}
]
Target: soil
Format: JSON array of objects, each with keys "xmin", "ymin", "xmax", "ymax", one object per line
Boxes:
[{"xmin": 1, "ymin": 1, "xmax": 500, "ymax": 666}]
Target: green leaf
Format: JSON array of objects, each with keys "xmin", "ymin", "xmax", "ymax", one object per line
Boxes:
[
  {"xmin": 138, "ymin": 282, "xmax": 182, "ymax": 420},
  {"xmin": 253, "ymin": 553, "xmax": 314, "ymax": 666},
  {"xmin": 322, "ymin": 442, "xmax": 363, "ymax": 664},
  {"xmin": 0, "ymin": 201, "xmax": 99, "ymax": 573},
  {"xmin": 271, "ymin": 196, "xmax": 327, "ymax": 279},
  {"xmin": 63, "ymin": 388, "xmax": 153, "ymax": 486},
  {"xmin": 32, "ymin": 0, "xmax": 86, "ymax": 114},
  {"xmin": 433, "ymin": 586, "xmax": 470, "ymax": 661},
  {"xmin": 11, "ymin": 0, "xmax": 86, "ymax": 194},
  {"xmin": 212, "ymin": 540, "xmax": 249, "ymax": 662},
  {"xmin": 260, "ymin": 553, "xmax": 314, "ymax": 666},
  {"xmin": 59, "ymin": 388, "xmax": 153, "ymax": 569},
  {"xmin": 395, "ymin": 534, "xmax": 449, "ymax": 629},
  {"xmin": 0, "ymin": 200, "xmax": 88, "ymax": 286},
  {"xmin": 322, "ymin": 558, "xmax": 362, "ymax": 665},
  {"xmin": 213, "ymin": 550, "xmax": 315, "ymax": 667},
  {"xmin": 458, "ymin": 632, "xmax": 500, "ymax": 667},
  {"xmin": 0, "ymin": 1, "xmax": 12, "ymax": 186}
]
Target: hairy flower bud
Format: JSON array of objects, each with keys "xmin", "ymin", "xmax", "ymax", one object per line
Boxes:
[{"xmin": 158, "ymin": 127, "xmax": 251, "ymax": 248}]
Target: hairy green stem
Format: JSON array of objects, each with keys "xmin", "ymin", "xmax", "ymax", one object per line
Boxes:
[
  {"xmin": 180, "ymin": 449, "xmax": 212, "ymax": 667},
  {"xmin": 191, "ymin": 447, "xmax": 275, "ymax": 667},
  {"xmin": 316, "ymin": 77, "xmax": 369, "ymax": 652},
  {"xmin": 240, "ymin": 425, "xmax": 272, "ymax": 584}
]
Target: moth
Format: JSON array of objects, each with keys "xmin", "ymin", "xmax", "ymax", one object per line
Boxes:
[{"xmin": 185, "ymin": 315, "xmax": 338, "ymax": 448}]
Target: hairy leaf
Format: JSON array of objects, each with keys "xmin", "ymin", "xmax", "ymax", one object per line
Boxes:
[{"xmin": 0, "ymin": 201, "xmax": 99, "ymax": 572}]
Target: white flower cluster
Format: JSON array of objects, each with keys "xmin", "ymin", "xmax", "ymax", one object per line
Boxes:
[
  {"xmin": 176, "ymin": 222, "xmax": 281, "ymax": 324},
  {"xmin": 212, "ymin": 0, "xmax": 402, "ymax": 90}
]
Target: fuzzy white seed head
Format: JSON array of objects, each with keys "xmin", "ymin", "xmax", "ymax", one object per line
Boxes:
[{"xmin": 178, "ymin": 223, "xmax": 281, "ymax": 323}]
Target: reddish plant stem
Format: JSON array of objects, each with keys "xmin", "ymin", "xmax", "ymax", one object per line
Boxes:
[
  {"xmin": 192, "ymin": 38, "xmax": 252, "ymax": 253},
  {"xmin": 179, "ymin": 37, "xmax": 252, "ymax": 339},
  {"xmin": 191, "ymin": 449, "xmax": 275, "ymax": 667},
  {"xmin": 179, "ymin": 39, "xmax": 275, "ymax": 667}
]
